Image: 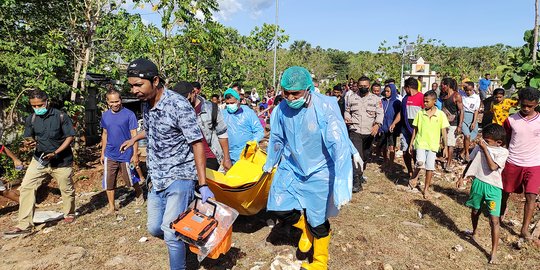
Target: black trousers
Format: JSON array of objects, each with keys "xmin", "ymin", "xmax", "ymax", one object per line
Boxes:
[
  {"xmin": 349, "ymin": 132, "xmax": 373, "ymax": 177},
  {"xmin": 206, "ymin": 158, "xmax": 220, "ymax": 171},
  {"xmin": 270, "ymin": 210, "xmax": 330, "ymax": 238}
]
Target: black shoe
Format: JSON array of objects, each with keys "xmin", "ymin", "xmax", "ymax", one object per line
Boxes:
[
  {"xmin": 353, "ymin": 177, "xmax": 360, "ymax": 193},
  {"xmin": 352, "ymin": 180, "xmax": 363, "ymax": 193}
]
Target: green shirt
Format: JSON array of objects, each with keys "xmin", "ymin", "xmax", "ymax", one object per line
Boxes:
[{"xmin": 412, "ymin": 108, "xmax": 450, "ymax": 152}]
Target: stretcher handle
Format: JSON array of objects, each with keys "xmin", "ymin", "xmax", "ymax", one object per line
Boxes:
[
  {"xmin": 242, "ymin": 142, "xmax": 258, "ymax": 162},
  {"xmin": 194, "ymin": 196, "xmax": 217, "ymax": 218}
]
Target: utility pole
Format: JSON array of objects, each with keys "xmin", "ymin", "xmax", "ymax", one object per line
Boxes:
[
  {"xmin": 533, "ymin": 0, "xmax": 539, "ymax": 62},
  {"xmin": 272, "ymin": 0, "xmax": 279, "ymax": 91}
]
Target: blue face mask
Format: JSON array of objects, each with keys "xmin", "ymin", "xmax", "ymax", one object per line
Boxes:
[
  {"xmin": 226, "ymin": 103, "xmax": 238, "ymax": 113},
  {"xmin": 34, "ymin": 104, "xmax": 48, "ymax": 116},
  {"xmin": 286, "ymin": 97, "xmax": 306, "ymax": 109}
]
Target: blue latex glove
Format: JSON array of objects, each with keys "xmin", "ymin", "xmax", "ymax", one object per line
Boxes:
[{"xmin": 199, "ymin": 186, "xmax": 214, "ymax": 203}]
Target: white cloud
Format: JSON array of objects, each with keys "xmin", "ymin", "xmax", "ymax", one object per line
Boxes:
[
  {"xmin": 216, "ymin": 0, "xmax": 243, "ymax": 21},
  {"xmin": 248, "ymin": 0, "xmax": 274, "ymax": 12},
  {"xmin": 194, "ymin": 9, "xmax": 206, "ymax": 21},
  {"xmin": 216, "ymin": 0, "xmax": 274, "ymax": 21}
]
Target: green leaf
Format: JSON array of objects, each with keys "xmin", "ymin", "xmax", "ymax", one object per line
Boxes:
[
  {"xmin": 530, "ymin": 77, "xmax": 540, "ymax": 88},
  {"xmin": 512, "ymin": 73, "xmax": 525, "ymax": 83},
  {"xmin": 523, "ymin": 46, "xmax": 531, "ymax": 58},
  {"xmin": 524, "ymin": 30, "xmax": 533, "ymax": 43},
  {"xmin": 522, "ymin": 63, "xmax": 534, "ymax": 72}
]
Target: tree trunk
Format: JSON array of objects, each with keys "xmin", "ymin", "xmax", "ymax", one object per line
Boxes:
[
  {"xmin": 534, "ymin": 0, "xmax": 539, "ymax": 62},
  {"xmin": 71, "ymin": 56, "xmax": 83, "ymax": 102}
]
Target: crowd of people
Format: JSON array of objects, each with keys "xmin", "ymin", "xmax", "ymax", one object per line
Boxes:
[{"xmin": 0, "ymin": 58, "xmax": 539, "ymax": 269}]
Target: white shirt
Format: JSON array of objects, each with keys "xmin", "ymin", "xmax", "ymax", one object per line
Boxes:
[
  {"xmin": 344, "ymin": 90, "xmax": 354, "ymax": 107},
  {"xmin": 462, "ymin": 93, "xmax": 480, "ymax": 113},
  {"xmin": 250, "ymin": 92, "xmax": 259, "ymax": 102},
  {"xmin": 464, "ymin": 145, "xmax": 509, "ymax": 189}
]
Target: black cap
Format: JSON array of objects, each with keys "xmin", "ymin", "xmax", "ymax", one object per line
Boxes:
[
  {"xmin": 127, "ymin": 58, "xmax": 160, "ymax": 80},
  {"xmin": 191, "ymin": 81, "xmax": 201, "ymax": 89},
  {"xmin": 172, "ymin": 81, "xmax": 194, "ymax": 98}
]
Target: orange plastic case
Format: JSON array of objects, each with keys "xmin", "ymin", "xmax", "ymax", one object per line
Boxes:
[{"xmin": 170, "ymin": 199, "xmax": 218, "ymax": 246}]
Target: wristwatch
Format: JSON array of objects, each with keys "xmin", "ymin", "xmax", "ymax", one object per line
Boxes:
[{"xmin": 195, "ymin": 184, "xmax": 208, "ymax": 193}]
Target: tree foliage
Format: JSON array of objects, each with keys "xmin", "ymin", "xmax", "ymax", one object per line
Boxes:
[
  {"xmin": 0, "ymin": 0, "xmax": 522, "ymax": 142},
  {"xmin": 498, "ymin": 30, "xmax": 540, "ymax": 89}
]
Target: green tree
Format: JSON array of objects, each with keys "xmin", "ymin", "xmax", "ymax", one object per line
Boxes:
[{"xmin": 498, "ymin": 30, "xmax": 540, "ymax": 89}]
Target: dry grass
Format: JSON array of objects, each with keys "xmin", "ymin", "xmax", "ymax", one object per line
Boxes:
[{"xmin": 1, "ymin": 158, "xmax": 539, "ymax": 270}]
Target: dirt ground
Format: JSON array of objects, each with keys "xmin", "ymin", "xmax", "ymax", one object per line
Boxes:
[{"xmin": 1, "ymin": 152, "xmax": 539, "ymax": 270}]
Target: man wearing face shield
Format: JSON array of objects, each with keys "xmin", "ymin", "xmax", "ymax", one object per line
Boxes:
[
  {"xmin": 221, "ymin": 88, "xmax": 264, "ymax": 164},
  {"xmin": 5, "ymin": 90, "xmax": 76, "ymax": 235},
  {"xmin": 264, "ymin": 66, "xmax": 361, "ymax": 270},
  {"xmin": 344, "ymin": 76, "xmax": 384, "ymax": 192},
  {"xmin": 172, "ymin": 81, "xmax": 233, "ymax": 172}
]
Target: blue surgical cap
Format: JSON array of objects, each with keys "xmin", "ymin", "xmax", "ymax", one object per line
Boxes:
[
  {"xmin": 224, "ymin": 88, "xmax": 240, "ymax": 100},
  {"xmin": 280, "ymin": 66, "xmax": 314, "ymax": 92}
]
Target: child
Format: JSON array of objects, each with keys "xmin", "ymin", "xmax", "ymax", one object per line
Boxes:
[
  {"xmin": 0, "ymin": 144, "xmax": 23, "ymax": 202},
  {"xmin": 379, "ymin": 84, "xmax": 401, "ymax": 169},
  {"xmin": 500, "ymin": 87, "xmax": 540, "ymax": 245},
  {"xmin": 460, "ymin": 82, "xmax": 481, "ymax": 162},
  {"xmin": 409, "ymin": 90, "xmax": 449, "ymax": 199},
  {"xmin": 490, "ymin": 88, "xmax": 517, "ymax": 125},
  {"xmin": 457, "ymin": 124, "xmax": 508, "ymax": 264}
]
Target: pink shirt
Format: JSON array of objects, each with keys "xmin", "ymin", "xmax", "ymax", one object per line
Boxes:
[{"xmin": 504, "ymin": 112, "xmax": 540, "ymax": 167}]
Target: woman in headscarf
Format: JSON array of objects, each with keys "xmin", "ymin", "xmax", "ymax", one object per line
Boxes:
[{"xmin": 379, "ymin": 84, "xmax": 402, "ymax": 170}]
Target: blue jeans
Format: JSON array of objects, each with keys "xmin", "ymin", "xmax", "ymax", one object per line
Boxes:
[{"xmin": 147, "ymin": 180, "xmax": 194, "ymax": 270}]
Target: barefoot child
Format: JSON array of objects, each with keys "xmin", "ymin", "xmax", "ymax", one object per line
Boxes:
[
  {"xmin": 460, "ymin": 82, "xmax": 480, "ymax": 162},
  {"xmin": 457, "ymin": 124, "xmax": 508, "ymax": 264},
  {"xmin": 0, "ymin": 144, "xmax": 23, "ymax": 202},
  {"xmin": 500, "ymin": 87, "xmax": 540, "ymax": 244},
  {"xmin": 409, "ymin": 90, "xmax": 449, "ymax": 199}
]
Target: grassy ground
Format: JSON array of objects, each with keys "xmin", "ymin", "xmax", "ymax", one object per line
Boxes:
[{"xmin": 0, "ymin": 154, "xmax": 539, "ymax": 270}]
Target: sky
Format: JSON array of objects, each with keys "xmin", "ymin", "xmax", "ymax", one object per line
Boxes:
[{"xmin": 130, "ymin": 0, "xmax": 534, "ymax": 52}]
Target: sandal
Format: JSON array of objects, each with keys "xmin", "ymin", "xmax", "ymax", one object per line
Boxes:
[
  {"xmin": 63, "ymin": 215, "xmax": 76, "ymax": 224},
  {"xmin": 4, "ymin": 227, "xmax": 32, "ymax": 235},
  {"xmin": 408, "ymin": 179, "xmax": 418, "ymax": 190},
  {"xmin": 135, "ymin": 196, "xmax": 145, "ymax": 206}
]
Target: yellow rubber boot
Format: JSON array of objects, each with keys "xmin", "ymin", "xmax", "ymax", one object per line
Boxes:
[
  {"xmin": 292, "ymin": 215, "xmax": 313, "ymax": 253},
  {"xmin": 300, "ymin": 232, "xmax": 331, "ymax": 270}
]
